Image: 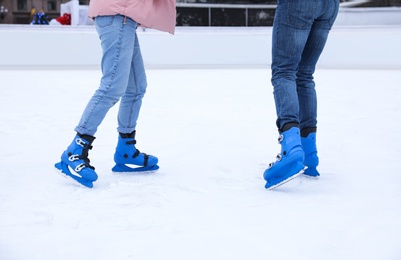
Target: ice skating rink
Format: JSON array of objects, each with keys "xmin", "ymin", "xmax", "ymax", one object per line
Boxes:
[{"xmin": 0, "ymin": 67, "xmax": 400, "ymax": 260}]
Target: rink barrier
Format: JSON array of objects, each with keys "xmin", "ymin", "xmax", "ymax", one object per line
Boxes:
[{"xmin": 0, "ymin": 25, "xmax": 400, "ymax": 69}]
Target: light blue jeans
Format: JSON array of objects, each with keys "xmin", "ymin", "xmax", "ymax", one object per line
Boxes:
[
  {"xmin": 75, "ymin": 15, "xmax": 147, "ymax": 136},
  {"xmin": 271, "ymin": 0, "xmax": 339, "ymax": 132}
]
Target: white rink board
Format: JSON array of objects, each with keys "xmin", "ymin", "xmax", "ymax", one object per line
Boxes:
[{"xmin": 0, "ymin": 25, "xmax": 400, "ymax": 69}]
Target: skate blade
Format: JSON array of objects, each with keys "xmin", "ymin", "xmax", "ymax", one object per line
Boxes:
[
  {"xmin": 302, "ymin": 174, "xmax": 320, "ymax": 179},
  {"xmin": 112, "ymin": 164, "xmax": 159, "ymax": 173},
  {"xmin": 54, "ymin": 162, "xmax": 94, "ymax": 188},
  {"xmin": 302, "ymin": 168, "xmax": 320, "ymax": 178},
  {"xmin": 265, "ymin": 166, "xmax": 306, "ymax": 190}
]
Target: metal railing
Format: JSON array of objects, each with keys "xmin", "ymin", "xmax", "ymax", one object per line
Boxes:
[{"xmin": 176, "ymin": 3, "xmax": 277, "ymax": 26}]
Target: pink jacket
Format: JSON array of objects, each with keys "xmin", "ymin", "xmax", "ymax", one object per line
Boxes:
[{"xmin": 88, "ymin": 0, "xmax": 176, "ymax": 34}]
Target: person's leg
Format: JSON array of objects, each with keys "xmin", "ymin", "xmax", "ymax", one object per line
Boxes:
[
  {"xmin": 296, "ymin": 27, "xmax": 329, "ymax": 177},
  {"xmin": 112, "ymin": 28, "xmax": 158, "ymax": 172},
  {"xmin": 265, "ymin": 0, "xmax": 319, "ymax": 189},
  {"xmin": 117, "ymin": 31, "xmax": 147, "ymax": 133},
  {"xmin": 56, "ymin": 15, "xmax": 138, "ymax": 187},
  {"xmin": 271, "ymin": 0, "xmax": 315, "ymax": 131},
  {"xmin": 297, "ymin": 0, "xmax": 339, "ymax": 176},
  {"xmin": 297, "ymin": 5, "xmax": 338, "ymax": 131},
  {"xmin": 75, "ymin": 15, "xmax": 138, "ymax": 136}
]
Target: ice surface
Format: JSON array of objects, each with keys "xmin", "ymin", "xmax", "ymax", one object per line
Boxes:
[{"xmin": 0, "ymin": 68, "xmax": 400, "ymax": 260}]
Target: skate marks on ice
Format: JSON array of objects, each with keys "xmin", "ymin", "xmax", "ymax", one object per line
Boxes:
[
  {"xmin": 256, "ymin": 163, "xmax": 305, "ymax": 191},
  {"xmin": 199, "ymin": 163, "xmax": 311, "ymax": 196},
  {"xmin": 2, "ymin": 69, "xmax": 401, "ymax": 260},
  {"xmin": 49, "ymin": 167, "xmax": 171, "ymax": 232}
]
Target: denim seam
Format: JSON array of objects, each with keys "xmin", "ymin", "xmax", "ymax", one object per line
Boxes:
[
  {"xmin": 328, "ymin": 0, "xmax": 340, "ymax": 28},
  {"xmin": 129, "ymin": 51, "xmax": 139, "ymax": 130},
  {"xmin": 121, "ymin": 28, "xmax": 136, "ymax": 132}
]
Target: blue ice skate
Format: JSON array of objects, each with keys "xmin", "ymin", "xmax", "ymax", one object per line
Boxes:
[
  {"xmin": 55, "ymin": 134, "xmax": 98, "ymax": 188},
  {"xmin": 301, "ymin": 132, "xmax": 320, "ymax": 177},
  {"xmin": 264, "ymin": 127, "xmax": 306, "ymax": 189},
  {"xmin": 112, "ymin": 131, "xmax": 159, "ymax": 173}
]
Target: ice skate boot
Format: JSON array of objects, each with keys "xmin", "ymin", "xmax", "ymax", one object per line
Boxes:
[
  {"xmin": 55, "ymin": 133, "xmax": 98, "ymax": 188},
  {"xmin": 112, "ymin": 131, "xmax": 159, "ymax": 172},
  {"xmin": 301, "ymin": 132, "xmax": 320, "ymax": 177},
  {"xmin": 264, "ymin": 126, "xmax": 306, "ymax": 189}
]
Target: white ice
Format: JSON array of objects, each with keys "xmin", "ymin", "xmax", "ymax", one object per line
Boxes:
[{"xmin": 0, "ymin": 67, "xmax": 400, "ymax": 260}]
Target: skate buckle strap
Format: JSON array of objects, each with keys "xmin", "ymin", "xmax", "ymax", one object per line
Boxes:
[
  {"xmin": 75, "ymin": 138, "xmax": 86, "ymax": 147},
  {"xmin": 70, "ymin": 138, "xmax": 95, "ymax": 171},
  {"xmin": 75, "ymin": 163, "xmax": 86, "ymax": 172},
  {"xmin": 132, "ymin": 149, "xmax": 140, "ymax": 158},
  {"xmin": 75, "ymin": 138, "xmax": 93, "ymax": 150},
  {"xmin": 122, "ymin": 138, "xmax": 149, "ymax": 167},
  {"xmin": 68, "ymin": 154, "xmax": 80, "ymax": 161},
  {"xmin": 268, "ymin": 162, "xmax": 274, "ymax": 169},
  {"xmin": 125, "ymin": 140, "xmax": 140, "ymax": 159},
  {"xmin": 269, "ymin": 130, "xmax": 287, "ymax": 167},
  {"xmin": 268, "ymin": 153, "xmax": 282, "ymax": 169},
  {"xmin": 267, "ymin": 134, "xmax": 285, "ymax": 168},
  {"xmin": 126, "ymin": 140, "xmax": 137, "ymax": 145},
  {"xmin": 74, "ymin": 162, "xmax": 95, "ymax": 172},
  {"xmin": 132, "ymin": 149, "xmax": 148, "ymax": 166},
  {"xmin": 68, "ymin": 154, "xmax": 94, "ymax": 169}
]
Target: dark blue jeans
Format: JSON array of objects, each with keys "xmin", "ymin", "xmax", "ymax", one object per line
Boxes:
[{"xmin": 271, "ymin": 0, "xmax": 339, "ymax": 131}]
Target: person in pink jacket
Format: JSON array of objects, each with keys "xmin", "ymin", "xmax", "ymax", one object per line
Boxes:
[{"xmin": 55, "ymin": 0, "xmax": 176, "ymax": 188}]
